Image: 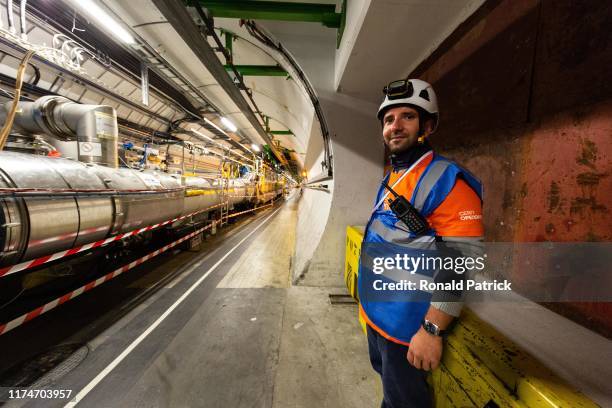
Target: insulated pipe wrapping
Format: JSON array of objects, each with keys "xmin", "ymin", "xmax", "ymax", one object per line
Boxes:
[{"xmin": 0, "ymin": 96, "xmax": 118, "ymax": 168}]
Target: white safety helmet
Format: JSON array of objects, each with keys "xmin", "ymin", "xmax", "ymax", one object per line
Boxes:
[{"xmin": 377, "ymin": 78, "xmax": 439, "ymax": 133}]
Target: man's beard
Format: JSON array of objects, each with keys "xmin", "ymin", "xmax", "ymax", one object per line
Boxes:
[{"xmin": 386, "ymin": 136, "xmax": 416, "ymax": 153}]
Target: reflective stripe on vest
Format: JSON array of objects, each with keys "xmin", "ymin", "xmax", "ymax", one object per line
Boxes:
[
  {"xmin": 412, "ymin": 159, "xmax": 451, "ymax": 212},
  {"xmin": 368, "ymin": 218, "xmax": 436, "ymax": 246}
]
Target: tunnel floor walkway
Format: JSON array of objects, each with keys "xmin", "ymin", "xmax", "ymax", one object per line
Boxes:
[{"xmin": 10, "ymin": 194, "xmax": 380, "ymax": 407}]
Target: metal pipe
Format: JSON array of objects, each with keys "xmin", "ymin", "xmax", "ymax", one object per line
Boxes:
[
  {"xmin": 0, "ymin": 188, "xmax": 184, "ymax": 198},
  {"xmin": 0, "ymin": 149, "xmax": 256, "ymax": 266},
  {"xmin": 0, "ymin": 40, "xmax": 172, "ymax": 125},
  {"xmin": 181, "ymin": 143, "xmax": 185, "ymax": 174},
  {"xmin": 141, "ymin": 62, "xmax": 149, "ymax": 106},
  {"xmin": 19, "ymin": 0, "xmax": 27, "ymax": 40},
  {"xmin": 7, "ymin": 0, "xmax": 15, "ymax": 34},
  {"xmin": 0, "ymin": 96, "xmax": 119, "ymax": 168}
]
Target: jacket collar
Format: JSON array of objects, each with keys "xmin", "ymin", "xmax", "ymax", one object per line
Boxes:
[{"xmin": 389, "ymin": 142, "xmax": 433, "ymax": 170}]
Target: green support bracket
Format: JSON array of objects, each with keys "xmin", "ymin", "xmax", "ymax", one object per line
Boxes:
[
  {"xmin": 270, "ymin": 130, "xmax": 293, "ymax": 135},
  {"xmin": 224, "ymin": 31, "xmax": 233, "ymax": 64},
  {"xmin": 337, "ymin": 0, "xmax": 346, "ymax": 48},
  {"xmin": 224, "ymin": 64, "xmax": 288, "ymax": 76},
  {"xmin": 197, "ymin": 1, "xmax": 341, "ymax": 28},
  {"xmin": 262, "ymin": 144, "xmax": 278, "ymax": 164}
]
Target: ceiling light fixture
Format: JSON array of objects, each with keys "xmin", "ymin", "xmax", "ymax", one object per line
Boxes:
[
  {"xmin": 251, "ymin": 144, "xmax": 261, "ymax": 152},
  {"xmin": 66, "ymin": 0, "xmax": 135, "ymax": 44},
  {"xmin": 220, "ymin": 117, "xmax": 238, "ymax": 132},
  {"xmin": 202, "ymin": 118, "xmax": 227, "ymax": 136}
]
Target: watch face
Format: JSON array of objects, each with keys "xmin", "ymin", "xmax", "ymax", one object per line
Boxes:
[{"xmin": 423, "ymin": 320, "xmax": 439, "ymax": 336}]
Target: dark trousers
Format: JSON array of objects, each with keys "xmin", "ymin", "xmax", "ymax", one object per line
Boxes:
[{"xmin": 367, "ymin": 326, "xmax": 432, "ymax": 408}]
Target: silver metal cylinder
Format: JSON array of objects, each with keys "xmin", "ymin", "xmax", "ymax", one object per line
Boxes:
[
  {"xmin": 0, "ymin": 96, "xmax": 118, "ymax": 168},
  {"xmin": 0, "ymin": 151, "xmax": 269, "ymax": 267}
]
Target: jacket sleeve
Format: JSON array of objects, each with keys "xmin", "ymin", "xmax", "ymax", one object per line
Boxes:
[{"xmin": 427, "ymin": 178, "xmax": 484, "ymax": 317}]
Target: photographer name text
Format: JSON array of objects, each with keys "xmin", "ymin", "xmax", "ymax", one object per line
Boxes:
[{"xmin": 372, "ymin": 279, "xmax": 511, "ymax": 291}]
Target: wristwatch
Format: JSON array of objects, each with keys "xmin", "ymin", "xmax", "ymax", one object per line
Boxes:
[{"xmin": 421, "ymin": 319, "xmax": 446, "ymax": 337}]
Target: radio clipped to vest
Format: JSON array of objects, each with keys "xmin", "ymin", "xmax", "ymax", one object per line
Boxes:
[{"xmin": 382, "ymin": 181, "xmax": 430, "ymax": 235}]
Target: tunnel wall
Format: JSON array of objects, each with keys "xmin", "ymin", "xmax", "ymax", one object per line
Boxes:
[
  {"xmin": 265, "ymin": 22, "xmax": 385, "ymax": 287},
  {"xmin": 293, "ymin": 91, "xmax": 383, "ymax": 287},
  {"xmin": 292, "ymin": 116, "xmax": 333, "ymax": 283},
  {"xmin": 412, "ymin": 0, "xmax": 612, "ymax": 336}
]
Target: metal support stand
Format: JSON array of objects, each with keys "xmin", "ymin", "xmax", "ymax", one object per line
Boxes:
[{"xmin": 219, "ymin": 159, "xmax": 231, "ymax": 227}]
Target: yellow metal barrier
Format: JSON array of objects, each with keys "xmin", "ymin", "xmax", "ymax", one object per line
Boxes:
[
  {"xmin": 344, "ymin": 225, "xmax": 363, "ymax": 299},
  {"xmin": 344, "ymin": 225, "xmax": 598, "ymax": 408},
  {"xmin": 436, "ymin": 309, "xmax": 598, "ymax": 408},
  {"xmin": 344, "ymin": 225, "xmax": 366, "ymax": 333}
]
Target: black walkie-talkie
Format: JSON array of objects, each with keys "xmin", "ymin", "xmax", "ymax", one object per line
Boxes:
[{"xmin": 383, "ymin": 181, "xmax": 430, "ymax": 235}]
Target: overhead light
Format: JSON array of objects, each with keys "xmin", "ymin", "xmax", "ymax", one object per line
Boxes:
[
  {"xmin": 220, "ymin": 117, "xmax": 238, "ymax": 132},
  {"xmin": 251, "ymin": 144, "xmax": 261, "ymax": 152},
  {"xmin": 202, "ymin": 118, "xmax": 227, "ymax": 136},
  {"xmin": 67, "ymin": 0, "xmax": 135, "ymax": 44}
]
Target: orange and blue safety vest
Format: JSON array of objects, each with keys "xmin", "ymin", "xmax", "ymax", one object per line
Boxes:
[{"xmin": 358, "ymin": 150, "xmax": 484, "ymax": 345}]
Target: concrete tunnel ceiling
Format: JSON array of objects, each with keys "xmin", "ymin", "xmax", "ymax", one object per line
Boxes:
[
  {"xmin": 197, "ymin": 0, "xmax": 487, "ymax": 170},
  {"xmin": 212, "ymin": 19, "xmax": 318, "ymax": 165},
  {"xmin": 95, "ymin": 0, "xmax": 487, "ymax": 175},
  {"xmin": 92, "ymin": 0, "xmax": 262, "ymax": 168},
  {"xmin": 99, "ymin": 0, "xmax": 342, "ymax": 173},
  {"xmin": 336, "ymin": 0, "xmax": 486, "ymax": 103}
]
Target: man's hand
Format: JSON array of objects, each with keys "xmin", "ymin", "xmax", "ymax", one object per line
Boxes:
[{"xmin": 407, "ymin": 327, "xmax": 443, "ymax": 371}]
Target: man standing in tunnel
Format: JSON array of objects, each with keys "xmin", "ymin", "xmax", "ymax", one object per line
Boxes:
[{"xmin": 358, "ymin": 79, "xmax": 484, "ymax": 407}]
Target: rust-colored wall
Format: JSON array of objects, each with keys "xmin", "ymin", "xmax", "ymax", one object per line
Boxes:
[
  {"xmin": 516, "ymin": 104, "xmax": 610, "ymax": 243},
  {"xmin": 414, "ymin": 0, "xmax": 612, "ymax": 336}
]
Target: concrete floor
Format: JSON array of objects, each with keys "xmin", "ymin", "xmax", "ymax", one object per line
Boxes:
[
  {"xmin": 5, "ymin": 195, "xmax": 380, "ymax": 407},
  {"xmin": 217, "ymin": 196, "xmax": 295, "ymax": 289},
  {"xmin": 218, "ymin": 197, "xmax": 379, "ymax": 406},
  {"xmin": 109, "ymin": 285, "xmax": 379, "ymax": 408}
]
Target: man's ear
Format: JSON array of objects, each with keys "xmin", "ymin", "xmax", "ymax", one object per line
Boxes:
[{"xmin": 419, "ymin": 118, "xmax": 434, "ymax": 137}]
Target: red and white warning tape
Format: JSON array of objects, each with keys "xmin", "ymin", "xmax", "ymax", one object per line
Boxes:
[
  {"xmin": 0, "ymin": 202, "xmax": 227, "ymax": 279},
  {"xmin": 0, "ymin": 223, "xmax": 212, "ymax": 336},
  {"xmin": 0, "ymin": 201, "xmax": 279, "ymax": 336}
]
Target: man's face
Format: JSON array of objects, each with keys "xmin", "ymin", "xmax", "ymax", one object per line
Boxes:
[{"xmin": 382, "ymin": 106, "xmax": 426, "ymax": 154}]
